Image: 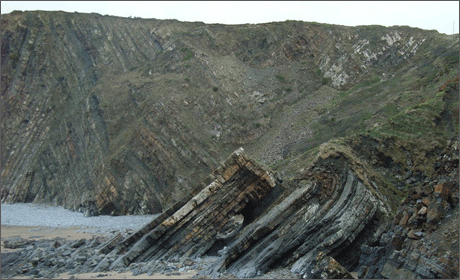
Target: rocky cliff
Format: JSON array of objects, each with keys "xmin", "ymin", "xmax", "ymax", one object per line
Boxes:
[{"xmin": 2, "ymin": 11, "xmax": 458, "ymax": 219}]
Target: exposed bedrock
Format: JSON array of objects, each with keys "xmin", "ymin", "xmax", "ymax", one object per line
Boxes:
[
  {"xmin": 93, "ymin": 147, "xmax": 279, "ymax": 273},
  {"xmin": 207, "ymin": 150, "xmax": 390, "ymax": 278},
  {"xmin": 92, "ymin": 147, "xmax": 392, "ymax": 278}
]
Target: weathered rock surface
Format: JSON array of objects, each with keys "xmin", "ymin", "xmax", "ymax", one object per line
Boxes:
[
  {"xmin": 93, "ymin": 147, "xmax": 278, "ymax": 273},
  {"xmin": 202, "ymin": 145, "xmax": 391, "ymax": 278},
  {"xmin": 88, "ymin": 146, "xmax": 391, "ymax": 279},
  {"xmin": 1, "ymin": 10, "xmax": 459, "ymax": 280},
  {"xmin": 305, "ymin": 252, "xmax": 354, "ymax": 279},
  {"xmin": 1, "ymin": 141, "xmax": 458, "ymax": 279},
  {"xmin": 2, "ymin": 10, "xmax": 458, "ymax": 217},
  {"xmin": 357, "ymin": 139, "xmax": 459, "ymax": 279}
]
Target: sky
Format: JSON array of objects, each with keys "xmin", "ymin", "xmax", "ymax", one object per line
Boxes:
[{"xmin": 1, "ymin": 1, "xmax": 459, "ymax": 35}]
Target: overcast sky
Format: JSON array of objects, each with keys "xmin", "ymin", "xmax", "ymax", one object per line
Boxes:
[{"xmin": 1, "ymin": 1, "xmax": 459, "ymax": 35}]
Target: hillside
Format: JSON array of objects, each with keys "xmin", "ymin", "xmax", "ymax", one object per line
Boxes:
[{"xmin": 2, "ymin": 11, "xmax": 457, "ymax": 217}]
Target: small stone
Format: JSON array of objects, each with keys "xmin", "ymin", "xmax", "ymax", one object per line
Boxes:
[
  {"xmin": 76, "ymin": 255, "xmax": 88, "ymax": 264},
  {"xmin": 418, "ymin": 206, "xmax": 427, "ymax": 215},
  {"xmin": 183, "ymin": 258, "xmax": 193, "ymax": 266},
  {"xmin": 57, "ymin": 259, "xmax": 66, "ymax": 268},
  {"xmin": 65, "ymin": 260, "xmax": 75, "ymax": 269},
  {"xmin": 52, "ymin": 240, "xmax": 62, "ymax": 248},
  {"xmin": 30, "ymin": 257, "xmax": 40, "ymax": 266},
  {"xmin": 62, "ymin": 250, "xmax": 72, "ymax": 257},
  {"xmin": 434, "ymin": 182, "xmax": 452, "ymax": 200},
  {"xmin": 408, "ymin": 229, "xmax": 424, "ymax": 240},
  {"xmin": 71, "ymin": 239, "xmax": 86, "ymax": 248},
  {"xmin": 427, "ymin": 205, "xmax": 445, "ymax": 225}
]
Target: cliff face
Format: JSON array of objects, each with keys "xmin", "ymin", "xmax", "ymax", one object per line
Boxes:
[
  {"xmin": 1, "ymin": 11, "xmax": 458, "ymax": 218},
  {"xmin": 1, "ymin": 11, "xmax": 459, "ymax": 279}
]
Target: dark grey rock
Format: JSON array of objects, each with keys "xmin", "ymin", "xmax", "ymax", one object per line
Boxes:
[
  {"xmin": 71, "ymin": 239, "xmax": 87, "ymax": 248},
  {"xmin": 75, "ymin": 255, "xmax": 88, "ymax": 264},
  {"xmin": 3, "ymin": 237, "xmax": 31, "ymax": 249},
  {"xmin": 65, "ymin": 259, "xmax": 76, "ymax": 269}
]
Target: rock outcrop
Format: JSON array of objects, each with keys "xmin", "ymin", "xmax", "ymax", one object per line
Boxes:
[
  {"xmin": 93, "ymin": 147, "xmax": 279, "ymax": 273},
  {"xmin": 2, "ymin": 141, "xmax": 458, "ymax": 279},
  {"xmin": 1, "ymin": 10, "xmax": 458, "ymax": 279},
  {"xmin": 87, "ymin": 147, "xmax": 391, "ymax": 279},
  {"xmin": 2, "ymin": 11, "xmax": 458, "ymax": 217},
  {"xmin": 357, "ymin": 139, "xmax": 459, "ymax": 279},
  {"xmin": 204, "ymin": 144, "xmax": 391, "ymax": 278}
]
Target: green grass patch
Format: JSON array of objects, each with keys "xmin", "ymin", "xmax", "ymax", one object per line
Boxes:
[
  {"xmin": 339, "ymin": 76, "xmax": 381, "ymax": 97},
  {"xmin": 275, "ymin": 74, "xmax": 287, "ymax": 83},
  {"xmin": 183, "ymin": 51, "xmax": 194, "ymax": 61}
]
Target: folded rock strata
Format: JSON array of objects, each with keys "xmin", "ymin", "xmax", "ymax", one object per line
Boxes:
[
  {"xmin": 93, "ymin": 147, "xmax": 392, "ymax": 279},
  {"xmin": 206, "ymin": 148, "xmax": 390, "ymax": 278},
  {"xmin": 93, "ymin": 147, "xmax": 278, "ymax": 273}
]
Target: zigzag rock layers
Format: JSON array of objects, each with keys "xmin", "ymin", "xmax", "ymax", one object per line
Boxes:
[
  {"xmin": 93, "ymin": 148, "xmax": 279, "ymax": 273},
  {"xmin": 2, "ymin": 11, "xmax": 459, "ymax": 217},
  {"xmin": 87, "ymin": 147, "xmax": 391, "ymax": 278}
]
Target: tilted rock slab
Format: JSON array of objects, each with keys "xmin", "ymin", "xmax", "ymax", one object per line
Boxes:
[
  {"xmin": 206, "ymin": 148, "xmax": 391, "ymax": 278},
  {"xmin": 93, "ymin": 147, "xmax": 277, "ymax": 273},
  {"xmin": 93, "ymin": 146, "xmax": 392, "ymax": 278}
]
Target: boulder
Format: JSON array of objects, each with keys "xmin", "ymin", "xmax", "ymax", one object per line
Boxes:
[
  {"xmin": 427, "ymin": 204, "xmax": 445, "ymax": 225},
  {"xmin": 3, "ymin": 237, "xmax": 31, "ymax": 249},
  {"xmin": 302, "ymin": 252, "xmax": 354, "ymax": 279},
  {"xmin": 434, "ymin": 182, "xmax": 452, "ymax": 201}
]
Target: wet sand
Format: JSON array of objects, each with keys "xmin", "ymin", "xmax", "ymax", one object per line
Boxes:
[{"xmin": 1, "ymin": 225, "xmax": 103, "ymax": 240}]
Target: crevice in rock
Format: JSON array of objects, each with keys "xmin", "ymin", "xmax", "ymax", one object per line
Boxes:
[{"xmin": 332, "ymin": 213, "xmax": 382, "ymax": 271}]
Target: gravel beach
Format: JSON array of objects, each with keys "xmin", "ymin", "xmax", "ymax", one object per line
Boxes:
[{"xmin": 1, "ymin": 203, "xmax": 157, "ymax": 234}]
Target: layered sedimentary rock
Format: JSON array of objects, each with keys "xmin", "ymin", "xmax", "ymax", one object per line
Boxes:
[
  {"xmin": 2, "ymin": 10, "xmax": 458, "ymax": 279},
  {"xmin": 206, "ymin": 145, "xmax": 391, "ymax": 278},
  {"xmin": 2, "ymin": 10, "xmax": 458, "ymax": 217},
  {"xmin": 91, "ymin": 146, "xmax": 392, "ymax": 278},
  {"xmin": 93, "ymin": 147, "xmax": 279, "ymax": 273},
  {"xmin": 91, "ymin": 136, "xmax": 458, "ymax": 279},
  {"xmin": 1, "ymin": 141, "xmax": 458, "ymax": 279}
]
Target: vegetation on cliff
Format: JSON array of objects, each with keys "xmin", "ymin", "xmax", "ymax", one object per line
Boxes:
[{"xmin": 1, "ymin": 11, "xmax": 458, "ymax": 217}]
